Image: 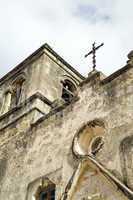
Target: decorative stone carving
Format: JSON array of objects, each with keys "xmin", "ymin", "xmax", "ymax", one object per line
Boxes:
[{"xmin": 73, "ymin": 119, "xmax": 105, "ymax": 156}]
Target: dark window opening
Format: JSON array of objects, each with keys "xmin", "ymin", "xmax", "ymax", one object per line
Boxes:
[
  {"xmin": 39, "ymin": 186, "xmax": 55, "ymax": 200},
  {"xmin": 11, "ymin": 78, "xmax": 25, "ymax": 107},
  {"xmin": 61, "ymin": 79, "xmax": 76, "ymax": 103}
]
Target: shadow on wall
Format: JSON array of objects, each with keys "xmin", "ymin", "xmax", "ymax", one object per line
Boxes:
[
  {"xmin": 120, "ymin": 135, "xmax": 133, "ymax": 191},
  {"xmin": 0, "ymin": 157, "xmax": 7, "ymax": 192}
]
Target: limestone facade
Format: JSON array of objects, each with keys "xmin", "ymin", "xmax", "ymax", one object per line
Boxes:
[{"xmin": 0, "ymin": 44, "xmax": 133, "ymax": 200}]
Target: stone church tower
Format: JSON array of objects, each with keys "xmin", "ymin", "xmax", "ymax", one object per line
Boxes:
[{"xmin": 0, "ymin": 44, "xmax": 133, "ymax": 200}]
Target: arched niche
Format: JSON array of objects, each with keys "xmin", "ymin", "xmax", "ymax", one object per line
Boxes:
[
  {"xmin": 0, "ymin": 89, "xmax": 12, "ymax": 115},
  {"xmin": 11, "ymin": 74, "xmax": 26, "ymax": 107},
  {"xmin": 120, "ymin": 135, "xmax": 133, "ymax": 190},
  {"xmin": 72, "ymin": 119, "xmax": 105, "ymax": 157},
  {"xmin": 0, "ymin": 73, "xmax": 26, "ymax": 115}
]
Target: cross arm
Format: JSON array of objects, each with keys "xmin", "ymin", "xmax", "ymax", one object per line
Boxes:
[{"xmin": 85, "ymin": 43, "xmax": 104, "ymax": 58}]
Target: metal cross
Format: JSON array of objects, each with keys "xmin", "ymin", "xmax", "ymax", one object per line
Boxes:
[{"xmin": 85, "ymin": 42, "xmax": 104, "ymax": 71}]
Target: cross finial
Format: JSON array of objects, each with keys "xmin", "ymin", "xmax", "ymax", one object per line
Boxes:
[{"xmin": 85, "ymin": 42, "xmax": 104, "ymax": 71}]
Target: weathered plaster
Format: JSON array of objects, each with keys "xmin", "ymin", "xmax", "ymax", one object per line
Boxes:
[{"xmin": 0, "ymin": 45, "xmax": 132, "ymax": 200}]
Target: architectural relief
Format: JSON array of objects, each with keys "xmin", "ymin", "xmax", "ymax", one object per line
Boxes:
[
  {"xmin": 73, "ymin": 120, "xmax": 105, "ymax": 156},
  {"xmin": 0, "ymin": 43, "xmax": 132, "ymax": 200}
]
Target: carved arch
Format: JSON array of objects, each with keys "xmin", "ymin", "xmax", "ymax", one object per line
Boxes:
[
  {"xmin": 61, "ymin": 75, "xmax": 78, "ymax": 87},
  {"xmin": 120, "ymin": 135, "xmax": 133, "ymax": 190},
  {"xmin": 61, "ymin": 75, "xmax": 78, "ymax": 103},
  {"xmin": 72, "ymin": 119, "xmax": 105, "ymax": 157}
]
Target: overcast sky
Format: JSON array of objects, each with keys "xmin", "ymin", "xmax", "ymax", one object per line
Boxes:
[{"xmin": 0, "ymin": 0, "xmax": 133, "ymax": 78}]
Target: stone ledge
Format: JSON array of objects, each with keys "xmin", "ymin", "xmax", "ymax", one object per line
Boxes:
[
  {"xmin": 0, "ymin": 107, "xmax": 42, "ymax": 132},
  {"xmin": 0, "ymin": 92, "xmax": 52, "ymax": 121},
  {"xmin": 79, "ymin": 71, "xmax": 102, "ymax": 87},
  {"xmin": 101, "ymin": 64, "xmax": 133, "ymax": 85},
  {"xmin": 79, "ymin": 64, "xmax": 133, "ymax": 88},
  {"xmin": 0, "ymin": 43, "xmax": 85, "ymax": 86},
  {"xmin": 0, "ymin": 92, "xmax": 52, "ymax": 132},
  {"xmin": 31, "ymin": 96, "xmax": 79, "ymax": 128}
]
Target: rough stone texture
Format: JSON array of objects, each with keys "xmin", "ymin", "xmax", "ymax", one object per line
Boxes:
[{"xmin": 0, "ymin": 44, "xmax": 133, "ymax": 200}]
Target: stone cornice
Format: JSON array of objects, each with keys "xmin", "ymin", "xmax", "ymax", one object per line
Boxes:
[
  {"xmin": 0, "ymin": 43, "xmax": 85, "ymax": 86},
  {"xmin": 101, "ymin": 64, "xmax": 133, "ymax": 85},
  {"xmin": 80, "ymin": 63, "xmax": 133, "ymax": 88},
  {"xmin": 0, "ymin": 92, "xmax": 52, "ymax": 122},
  {"xmin": 0, "ymin": 107, "xmax": 42, "ymax": 132},
  {"xmin": 44, "ymin": 44, "xmax": 85, "ymax": 80},
  {"xmin": 0, "ymin": 47, "xmax": 44, "ymax": 86}
]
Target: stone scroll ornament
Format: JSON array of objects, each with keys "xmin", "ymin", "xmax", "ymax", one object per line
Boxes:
[{"xmin": 60, "ymin": 120, "xmax": 133, "ymax": 200}]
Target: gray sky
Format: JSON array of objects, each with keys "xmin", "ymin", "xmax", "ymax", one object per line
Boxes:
[{"xmin": 0, "ymin": 0, "xmax": 133, "ymax": 78}]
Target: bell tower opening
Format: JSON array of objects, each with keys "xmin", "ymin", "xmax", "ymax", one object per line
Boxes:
[{"xmin": 61, "ymin": 79, "xmax": 76, "ymax": 103}]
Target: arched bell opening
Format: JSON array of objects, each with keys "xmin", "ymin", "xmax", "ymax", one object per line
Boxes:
[{"xmin": 61, "ymin": 79, "xmax": 77, "ymax": 103}]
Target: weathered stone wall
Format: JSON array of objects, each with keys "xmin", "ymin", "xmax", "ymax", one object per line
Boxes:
[
  {"xmin": 0, "ymin": 44, "xmax": 83, "ymax": 151},
  {"xmin": 37, "ymin": 49, "xmax": 82, "ymax": 102},
  {"xmin": 0, "ymin": 60, "xmax": 132, "ymax": 200},
  {"xmin": 71, "ymin": 160, "xmax": 129, "ymax": 200},
  {"xmin": 0, "ymin": 46, "xmax": 83, "ymax": 116},
  {"xmin": 0, "ymin": 54, "xmax": 45, "ymax": 116}
]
